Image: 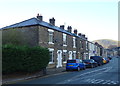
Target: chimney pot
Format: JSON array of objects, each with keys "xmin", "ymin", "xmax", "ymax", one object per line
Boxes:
[
  {"xmin": 82, "ymin": 34, "xmax": 85, "ymax": 38},
  {"xmin": 49, "ymin": 17, "xmax": 55, "ymax": 26},
  {"xmin": 78, "ymin": 33, "xmax": 82, "ymax": 36},
  {"xmin": 74, "ymin": 29, "xmax": 77, "ymax": 34},
  {"xmin": 67, "ymin": 26, "xmax": 72, "ymax": 33},
  {"xmin": 60, "ymin": 25, "xmax": 64, "ymax": 29},
  {"xmin": 85, "ymin": 37, "xmax": 88, "ymax": 40},
  {"xmin": 37, "ymin": 13, "xmax": 43, "ymax": 21}
]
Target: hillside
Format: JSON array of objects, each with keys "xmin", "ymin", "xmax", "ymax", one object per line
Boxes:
[{"xmin": 93, "ymin": 39, "xmax": 119, "ymax": 49}]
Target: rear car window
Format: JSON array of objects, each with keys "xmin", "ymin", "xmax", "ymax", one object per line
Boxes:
[
  {"xmin": 67, "ymin": 60, "xmax": 76, "ymax": 63},
  {"xmin": 91, "ymin": 56, "xmax": 99, "ymax": 60}
]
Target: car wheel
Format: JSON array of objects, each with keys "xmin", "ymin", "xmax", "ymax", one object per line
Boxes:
[
  {"xmin": 83, "ymin": 66, "xmax": 86, "ymax": 70},
  {"xmin": 96, "ymin": 64, "xmax": 98, "ymax": 67},
  {"xmin": 66, "ymin": 69, "xmax": 69, "ymax": 71},
  {"xmin": 77, "ymin": 67, "xmax": 80, "ymax": 71}
]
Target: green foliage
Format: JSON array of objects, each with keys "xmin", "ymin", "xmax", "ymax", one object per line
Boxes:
[{"xmin": 2, "ymin": 44, "xmax": 50, "ymax": 74}]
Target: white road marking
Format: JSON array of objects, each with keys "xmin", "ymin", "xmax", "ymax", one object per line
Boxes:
[
  {"xmin": 91, "ymin": 79, "xmax": 97, "ymax": 84},
  {"xmin": 85, "ymin": 79, "xmax": 91, "ymax": 82},
  {"xmin": 103, "ymin": 80, "xmax": 111, "ymax": 84},
  {"xmin": 85, "ymin": 78, "xmax": 119, "ymax": 85},
  {"xmin": 107, "ymin": 83, "xmax": 111, "ymax": 84},
  {"xmin": 58, "ymin": 64, "xmax": 118, "ymax": 84},
  {"xmin": 57, "ymin": 66, "xmax": 113, "ymax": 84},
  {"xmin": 95, "ymin": 79, "xmax": 104, "ymax": 84}
]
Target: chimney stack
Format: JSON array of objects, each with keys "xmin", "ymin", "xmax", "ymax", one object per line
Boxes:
[
  {"xmin": 78, "ymin": 33, "xmax": 82, "ymax": 36},
  {"xmin": 74, "ymin": 29, "xmax": 77, "ymax": 34},
  {"xmin": 37, "ymin": 13, "xmax": 43, "ymax": 21},
  {"xmin": 85, "ymin": 37, "xmax": 88, "ymax": 40},
  {"xmin": 60, "ymin": 25, "xmax": 64, "ymax": 29},
  {"xmin": 67, "ymin": 26, "xmax": 72, "ymax": 33},
  {"xmin": 49, "ymin": 17, "xmax": 55, "ymax": 26},
  {"xmin": 82, "ymin": 34, "xmax": 85, "ymax": 38}
]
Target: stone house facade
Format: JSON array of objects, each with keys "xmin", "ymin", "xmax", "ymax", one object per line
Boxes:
[
  {"xmin": 88, "ymin": 41, "xmax": 105, "ymax": 59},
  {"xmin": 1, "ymin": 14, "xmax": 98, "ymax": 68},
  {"xmin": 88, "ymin": 41, "xmax": 96, "ymax": 59}
]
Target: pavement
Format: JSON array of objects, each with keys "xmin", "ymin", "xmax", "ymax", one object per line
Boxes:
[{"xmin": 2, "ymin": 67, "xmax": 66, "ymax": 85}]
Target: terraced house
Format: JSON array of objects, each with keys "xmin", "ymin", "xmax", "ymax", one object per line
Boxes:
[{"xmin": 2, "ymin": 14, "xmax": 96, "ymax": 68}]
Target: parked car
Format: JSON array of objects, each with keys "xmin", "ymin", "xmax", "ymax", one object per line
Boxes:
[
  {"xmin": 90, "ymin": 56, "xmax": 103, "ymax": 66},
  {"xmin": 102, "ymin": 57, "xmax": 109, "ymax": 64},
  {"xmin": 102, "ymin": 58, "xmax": 107, "ymax": 64},
  {"xmin": 108, "ymin": 56, "xmax": 112, "ymax": 60},
  {"xmin": 83, "ymin": 59, "xmax": 98, "ymax": 68},
  {"xmin": 66, "ymin": 59, "xmax": 86, "ymax": 71},
  {"xmin": 116, "ymin": 56, "xmax": 119, "ymax": 58}
]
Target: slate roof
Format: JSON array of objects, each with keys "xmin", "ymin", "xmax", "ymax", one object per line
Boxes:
[{"xmin": 1, "ymin": 17, "xmax": 86, "ymax": 40}]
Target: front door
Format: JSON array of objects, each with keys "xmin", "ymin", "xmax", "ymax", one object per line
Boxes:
[{"xmin": 57, "ymin": 50, "xmax": 62, "ymax": 68}]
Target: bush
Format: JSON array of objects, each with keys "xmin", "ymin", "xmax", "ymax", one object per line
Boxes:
[{"xmin": 2, "ymin": 44, "xmax": 50, "ymax": 74}]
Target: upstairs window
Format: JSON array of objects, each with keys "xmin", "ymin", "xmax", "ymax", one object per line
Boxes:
[
  {"xmin": 81, "ymin": 41, "xmax": 84, "ymax": 48},
  {"xmin": 48, "ymin": 29, "xmax": 54, "ymax": 44},
  {"xmin": 63, "ymin": 33, "xmax": 67, "ymax": 46},
  {"xmin": 80, "ymin": 41, "xmax": 82, "ymax": 48},
  {"xmin": 86, "ymin": 41, "xmax": 88, "ymax": 50},
  {"xmin": 73, "ymin": 37, "xmax": 76, "ymax": 48}
]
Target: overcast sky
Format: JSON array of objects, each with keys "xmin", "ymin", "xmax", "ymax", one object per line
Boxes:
[{"xmin": 0, "ymin": 0, "xmax": 118, "ymax": 41}]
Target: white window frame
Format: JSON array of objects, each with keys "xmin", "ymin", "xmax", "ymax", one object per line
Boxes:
[
  {"xmin": 73, "ymin": 37, "xmax": 76, "ymax": 48},
  {"xmin": 63, "ymin": 33, "xmax": 67, "ymax": 46},
  {"xmin": 80, "ymin": 41, "xmax": 81, "ymax": 47},
  {"xmin": 48, "ymin": 29, "xmax": 54, "ymax": 44},
  {"xmin": 48, "ymin": 48, "xmax": 54, "ymax": 64}
]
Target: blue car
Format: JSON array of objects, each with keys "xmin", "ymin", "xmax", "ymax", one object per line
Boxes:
[{"xmin": 66, "ymin": 59, "xmax": 86, "ymax": 71}]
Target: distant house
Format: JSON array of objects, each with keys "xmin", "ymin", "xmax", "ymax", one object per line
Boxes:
[
  {"xmin": 88, "ymin": 41, "xmax": 96, "ymax": 59},
  {"xmin": 1, "ymin": 14, "xmax": 89, "ymax": 68}
]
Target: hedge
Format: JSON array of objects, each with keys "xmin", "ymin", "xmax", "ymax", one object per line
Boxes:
[{"xmin": 2, "ymin": 44, "xmax": 50, "ymax": 74}]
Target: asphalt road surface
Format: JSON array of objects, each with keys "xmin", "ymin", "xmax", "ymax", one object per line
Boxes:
[{"xmin": 9, "ymin": 56, "xmax": 120, "ymax": 85}]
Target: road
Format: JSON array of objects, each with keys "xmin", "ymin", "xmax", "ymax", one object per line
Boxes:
[{"xmin": 11, "ymin": 57, "xmax": 120, "ymax": 85}]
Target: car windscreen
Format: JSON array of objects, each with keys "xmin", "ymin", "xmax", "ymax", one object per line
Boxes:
[
  {"xmin": 83, "ymin": 60, "xmax": 90, "ymax": 62},
  {"xmin": 67, "ymin": 60, "xmax": 76, "ymax": 63},
  {"xmin": 91, "ymin": 56, "xmax": 103, "ymax": 62}
]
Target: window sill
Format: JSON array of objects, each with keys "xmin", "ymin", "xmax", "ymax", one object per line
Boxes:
[
  {"xmin": 63, "ymin": 45, "xmax": 67, "ymax": 47},
  {"xmin": 63, "ymin": 61, "xmax": 67, "ymax": 63},
  {"xmin": 48, "ymin": 42, "xmax": 54, "ymax": 44},
  {"xmin": 49, "ymin": 62, "xmax": 54, "ymax": 64},
  {"xmin": 73, "ymin": 46, "xmax": 76, "ymax": 48}
]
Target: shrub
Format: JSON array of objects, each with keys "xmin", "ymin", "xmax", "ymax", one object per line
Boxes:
[{"xmin": 2, "ymin": 44, "xmax": 50, "ymax": 74}]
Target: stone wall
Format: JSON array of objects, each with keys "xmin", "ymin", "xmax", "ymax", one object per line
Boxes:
[{"xmin": 2, "ymin": 26, "xmax": 39, "ymax": 46}]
